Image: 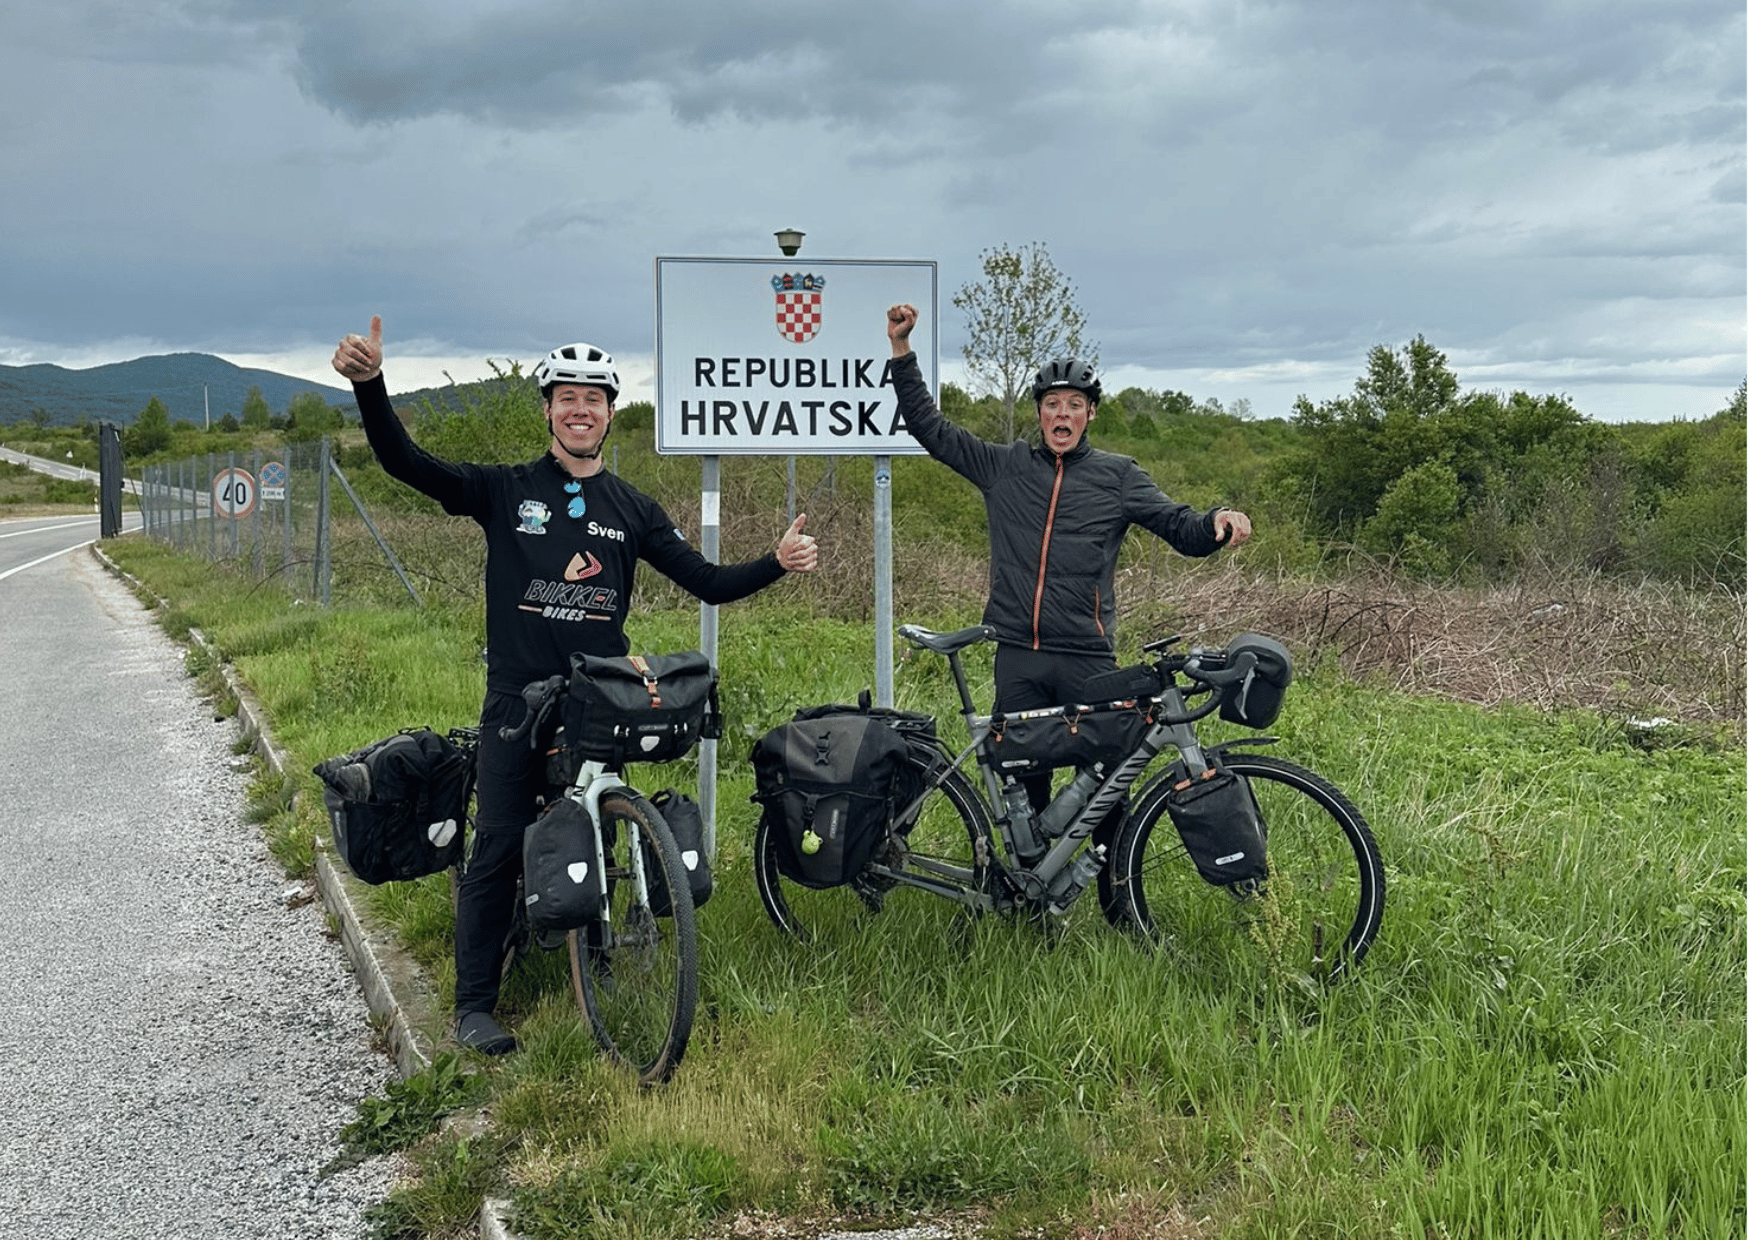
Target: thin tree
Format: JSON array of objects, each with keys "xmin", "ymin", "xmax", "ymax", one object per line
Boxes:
[{"xmin": 952, "ymin": 241, "xmax": 1097, "ymax": 442}]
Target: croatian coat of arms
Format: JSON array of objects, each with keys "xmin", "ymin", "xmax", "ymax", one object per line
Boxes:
[{"xmin": 772, "ymin": 272, "xmax": 825, "ymax": 344}]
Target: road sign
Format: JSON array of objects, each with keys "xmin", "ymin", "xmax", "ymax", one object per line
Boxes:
[
  {"xmin": 260, "ymin": 460, "xmax": 288, "ymax": 501},
  {"xmin": 654, "ymin": 256, "xmax": 938, "ymax": 455},
  {"xmin": 212, "ymin": 467, "xmax": 258, "ymax": 519}
]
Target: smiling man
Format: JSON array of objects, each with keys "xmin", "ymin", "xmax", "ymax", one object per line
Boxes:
[
  {"xmin": 333, "ymin": 317, "xmax": 816, "ymax": 1055},
  {"xmin": 884, "ymin": 302, "xmax": 1250, "ymax": 826}
]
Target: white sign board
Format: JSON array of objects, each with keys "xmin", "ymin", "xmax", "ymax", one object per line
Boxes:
[{"xmin": 654, "ymin": 256, "xmax": 938, "ymax": 455}]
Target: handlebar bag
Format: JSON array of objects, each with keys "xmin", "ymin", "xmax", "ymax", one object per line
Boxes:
[
  {"xmin": 1163, "ymin": 760, "xmax": 1269, "ymax": 887},
  {"xmin": 313, "ymin": 729, "xmax": 471, "ymax": 885},
  {"xmin": 647, "ymin": 788, "xmax": 713, "ymax": 915},
  {"xmin": 523, "ymin": 798, "xmax": 604, "ymax": 934},
  {"xmin": 750, "ymin": 710, "xmax": 913, "ymax": 889},
  {"xmin": 564, "ymin": 651, "xmax": 720, "ymax": 767},
  {"xmin": 1216, "ymin": 634, "xmax": 1293, "ymax": 729},
  {"xmin": 982, "ymin": 702, "xmax": 1152, "ymax": 776}
]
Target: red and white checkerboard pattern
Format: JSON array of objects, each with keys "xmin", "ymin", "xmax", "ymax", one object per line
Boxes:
[{"xmin": 776, "ymin": 291, "xmax": 822, "ymax": 344}]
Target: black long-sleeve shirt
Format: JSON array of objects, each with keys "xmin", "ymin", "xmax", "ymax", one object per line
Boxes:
[{"xmin": 351, "ymin": 375, "xmax": 784, "ymax": 693}]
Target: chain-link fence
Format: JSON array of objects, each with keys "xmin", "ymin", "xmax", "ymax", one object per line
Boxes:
[{"xmin": 136, "ymin": 440, "xmax": 425, "ymax": 608}]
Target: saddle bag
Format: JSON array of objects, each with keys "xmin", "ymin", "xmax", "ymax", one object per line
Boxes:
[
  {"xmin": 313, "ymin": 729, "xmax": 471, "ymax": 885},
  {"xmin": 750, "ymin": 708, "xmax": 915, "ymax": 889},
  {"xmin": 1163, "ymin": 760, "xmax": 1269, "ymax": 886},
  {"xmin": 647, "ymin": 788, "xmax": 713, "ymax": 915},
  {"xmin": 562, "ymin": 651, "xmax": 720, "ymax": 769},
  {"xmin": 522, "ymin": 798, "xmax": 603, "ymax": 934}
]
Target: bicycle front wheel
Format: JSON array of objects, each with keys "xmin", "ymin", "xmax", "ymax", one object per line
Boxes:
[
  {"xmin": 1111, "ymin": 753, "xmax": 1384, "ymax": 983},
  {"xmin": 568, "ymin": 791, "xmax": 698, "ymax": 1085},
  {"xmin": 753, "ymin": 746, "xmax": 995, "ymax": 940}
]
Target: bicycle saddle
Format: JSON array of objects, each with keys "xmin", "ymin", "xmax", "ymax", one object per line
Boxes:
[{"xmin": 897, "ymin": 623, "xmax": 997, "ymax": 654}]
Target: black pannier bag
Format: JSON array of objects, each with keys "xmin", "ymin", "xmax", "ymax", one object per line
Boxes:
[
  {"xmin": 562, "ymin": 651, "xmax": 720, "ymax": 770},
  {"xmin": 1216, "ymin": 633, "xmax": 1294, "ymax": 730},
  {"xmin": 982, "ymin": 701, "xmax": 1152, "ymax": 776},
  {"xmin": 1163, "ymin": 760, "xmax": 1269, "ymax": 886},
  {"xmin": 313, "ymin": 729, "xmax": 471, "ymax": 885},
  {"xmin": 647, "ymin": 788, "xmax": 712, "ymax": 915},
  {"xmin": 522, "ymin": 798, "xmax": 603, "ymax": 935},
  {"xmin": 750, "ymin": 709, "xmax": 915, "ymax": 889}
]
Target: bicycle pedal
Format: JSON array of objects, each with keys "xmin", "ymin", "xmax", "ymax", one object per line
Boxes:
[{"xmin": 850, "ymin": 877, "xmax": 887, "ymax": 914}]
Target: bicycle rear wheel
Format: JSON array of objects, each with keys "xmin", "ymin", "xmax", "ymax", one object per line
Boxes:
[
  {"xmin": 1111, "ymin": 753, "xmax": 1384, "ymax": 983},
  {"xmin": 753, "ymin": 746, "xmax": 995, "ymax": 939},
  {"xmin": 568, "ymin": 791, "xmax": 697, "ymax": 1085}
]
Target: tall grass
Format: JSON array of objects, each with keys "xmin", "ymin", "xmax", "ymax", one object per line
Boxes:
[{"xmin": 101, "ymin": 536, "xmax": 1743, "ymax": 1239}]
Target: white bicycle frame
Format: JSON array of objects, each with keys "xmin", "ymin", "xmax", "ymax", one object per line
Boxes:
[{"xmin": 562, "ymin": 759, "xmax": 649, "ymax": 928}]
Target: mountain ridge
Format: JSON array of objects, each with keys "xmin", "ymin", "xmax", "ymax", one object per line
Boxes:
[{"xmin": 0, "ymin": 353, "xmax": 448, "ymax": 428}]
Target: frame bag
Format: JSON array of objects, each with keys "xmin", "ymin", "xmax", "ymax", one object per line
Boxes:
[
  {"xmin": 562, "ymin": 651, "xmax": 720, "ymax": 771},
  {"xmin": 1163, "ymin": 760, "xmax": 1269, "ymax": 886},
  {"xmin": 313, "ymin": 729, "xmax": 471, "ymax": 885},
  {"xmin": 983, "ymin": 701, "xmax": 1152, "ymax": 776},
  {"xmin": 750, "ymin": 709, "xmax": 914, "ymax": 889}
]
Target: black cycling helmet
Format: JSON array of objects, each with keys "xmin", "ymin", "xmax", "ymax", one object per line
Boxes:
[{"xmin": 1032, "ymin": 357, "xmax": 1101, "ymax": 406}]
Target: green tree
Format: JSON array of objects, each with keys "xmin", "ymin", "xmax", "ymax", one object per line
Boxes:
[
  {"xmin": 127, "ymin": 396, "xmax": 173, "ymax": 457},
  {"xmin": 30, "ymin": 407, "xmax": 51, "ymax": 429},
  {"xmin": 284, "ymin": 390, "xmax": 344, "ymax": 443},
  {"xmin": 241, "ymin": 385, "xmax": 272, "ymax": 429},
  {"xmin": 952, "ymin": 241, "xmax": 1096, "ymax": 442},
  {"xmin": 411, "ymin": 360, "xmax": 545, "ymax": 465}
]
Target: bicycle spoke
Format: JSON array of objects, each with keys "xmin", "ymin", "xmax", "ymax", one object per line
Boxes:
[{"xmin": 570, "ymin": 793, "xmax": 697, "ymax": 1085}]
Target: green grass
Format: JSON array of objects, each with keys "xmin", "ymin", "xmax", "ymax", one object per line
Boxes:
[{"xmin": 101, "ymin": 535, "xmax": 1745, "ymax": 1240}]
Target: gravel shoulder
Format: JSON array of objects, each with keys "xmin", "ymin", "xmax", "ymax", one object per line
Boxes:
[{"xmin": 0, "ymin": 548, "xmax": 403, "ymax": 1239}]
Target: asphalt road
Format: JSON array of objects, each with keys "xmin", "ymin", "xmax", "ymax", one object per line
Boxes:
[{"xmin": 0, "ymin": 518, "xmax": 401, "ymax": 1239}]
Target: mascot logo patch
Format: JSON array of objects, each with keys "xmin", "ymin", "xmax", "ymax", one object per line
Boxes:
[{"xmin": 517, "ymin": 499, "xmax": 552, "ymax": 535}]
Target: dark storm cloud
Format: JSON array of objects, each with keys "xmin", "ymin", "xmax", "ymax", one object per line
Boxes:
[{"xmin": 2, "ymin": 0, "xmax": 1741, "ymax": 418}]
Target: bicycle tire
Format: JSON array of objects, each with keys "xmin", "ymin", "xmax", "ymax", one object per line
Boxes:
[
  {"xmin": 568, "ymin": 791, "xmax": 698, "ymax": 1085},
  {"xmin": 753, "ymin": 745, "xmax": 995, "ymax": 940},
  {"xmin": 1110, "ymin": 753, "xmax": 1384, "ymax": 983}
]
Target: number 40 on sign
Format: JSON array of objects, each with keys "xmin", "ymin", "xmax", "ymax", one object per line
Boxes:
[{"xmin": 211, "ymin": 467, "xmax": 257, "ymax": 519}]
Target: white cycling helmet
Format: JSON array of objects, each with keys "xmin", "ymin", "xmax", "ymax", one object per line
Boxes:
[{"xmin": 534, "ymin": 343, "xmax": 619, "ymax": 401}]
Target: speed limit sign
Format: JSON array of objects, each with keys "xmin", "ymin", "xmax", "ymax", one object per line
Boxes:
[{"xmin": 212, "ymin": 467, "xmax": 258, "ymax": 519}]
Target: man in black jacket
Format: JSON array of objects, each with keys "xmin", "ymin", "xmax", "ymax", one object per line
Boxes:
[
  {"xmin": 335, "ymin": 317, "xmax": 816, "ymax": 1054},
  {"xmin": 884, "ymin": 303, "xmax": 1249, "ymax": 827}
]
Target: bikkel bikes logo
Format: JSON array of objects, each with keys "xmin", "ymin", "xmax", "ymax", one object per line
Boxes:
[
  {"xmin": 522, "ymin": 549, "xmax": 617, "ymax": 621},
  {"xmin": 772, "ymin": 272, "xmax": 824, "ymax": 344}
]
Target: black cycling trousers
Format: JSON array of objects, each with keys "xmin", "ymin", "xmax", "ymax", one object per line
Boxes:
[
  {"xmin": 454, "ymin": 690, "xmax": 549, "ymax": 1017},
  {"xmin": 993, "ymin": 644, "xmax": 1128, "ymax": 841}
]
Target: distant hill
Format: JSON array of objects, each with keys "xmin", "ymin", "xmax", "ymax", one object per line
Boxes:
[{"xmin": 0, "ymin": 354, "xmax": 361, "ymax": 428}]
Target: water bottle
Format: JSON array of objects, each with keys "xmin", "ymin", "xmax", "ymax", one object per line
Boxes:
[
  {"xmin": 1047, "ymin": 843, "xmax": 1107, "ymax": 913},
  {"xmin": 1001, "ymin": 779, "xmax": 1044, "ymax": 861},
  {"xmin": 1035, "ymin": 765, "xmax": 1102, "ymax": 840}
]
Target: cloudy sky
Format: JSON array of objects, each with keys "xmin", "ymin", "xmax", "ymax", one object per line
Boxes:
[{"xmin": 5, "ymin": 0, "xmax": 1742, "ymax": 422}]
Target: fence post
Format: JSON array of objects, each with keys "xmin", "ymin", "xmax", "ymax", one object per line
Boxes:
[
  {"xmin": 207, "ymin": 454, "xmax": 217, "ymax": 561},
  {"xmin": 328, "ymin": 456, "xmax": 421, "ymax": 606},
  {"xmin": 251, "ymin": 446, "xmax": 263, "ymax": 579},
  {"xmin": 316, "ymin": 438, "xmax": 332, "ymax": 606}
]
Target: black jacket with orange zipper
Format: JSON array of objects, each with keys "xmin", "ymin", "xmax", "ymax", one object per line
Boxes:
[{"xmin": 892, "ymin": 350, "xmax": 1225, "ymax": 656}]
